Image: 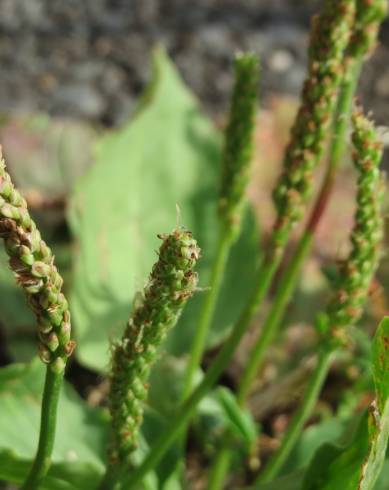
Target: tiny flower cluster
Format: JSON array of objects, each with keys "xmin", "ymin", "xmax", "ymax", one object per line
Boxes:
[
  {"xmin": 326, "ymin": 109, "xmax": 384, "ymax": 341},
  {"xmin": 0, "ymin": 148, "xmax": 74, "ymax": 374},
  {"xmin": 219, "ymin": 52, "xmax": 259, "ymax": 237},
  {"xmin": 272, "ymin": 0, "xmax": 355, "ymax": 251},
  {"xmin": 108, "ymin": 229, "xmax": 200, "ymax": 463}
]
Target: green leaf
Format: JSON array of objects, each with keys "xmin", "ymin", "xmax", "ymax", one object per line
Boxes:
[
  {"xmin": 68, "ymin": 47, "xmax": 260, "ymax": 371},
  {"xmin": 195, "ymin": 386, "xmax": 258, "ymax": 456},
  {"xmin": 303, "ymin": 416, "xmax": 370, "ymax": 490},
  {"xmin": 216, "ymin": 387, "xmax": 258, "ymax": 446},
  {"xmin": 303, "ymin": 317, "xmax": 389, "ymax": 490},
  {"xmin": 281, "ymin": 417, "xmax": 345, "ymax": 474},
  {"xmin": 371, "ymin": 317, "xmax": 389, "ymax": 413},
  {"xmin": 141, "ymin": 407, "xmax": 182, "ymax": 487},
  {"xmin": 358, "ymin": 317, "xmax": 389, "ymax": 490},
  {"xmin": 253, "ymin": 470, "xmax": 305, "ymax": 490},
  {"xmin": 0, "ymin": 451, "xmax": 101, "ymax": 489},
  {"xmin": 0, "ymin": 359, "xmax": 108, "ymax": 487}
]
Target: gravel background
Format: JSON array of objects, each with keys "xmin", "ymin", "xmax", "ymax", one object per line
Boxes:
[{"xmin": 0, "ymin": 0, "xmax": 388, "ymax": 126}]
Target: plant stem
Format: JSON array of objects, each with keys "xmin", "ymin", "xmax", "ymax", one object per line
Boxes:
[
  {"xmin": 237, "ymin": 232, "xmax": 313, "ymax": 405},
  {"xmin": 21, "ymin": 367, "xmax": 64, "ymax": 490},
  {"xmin": 182, "ymin": 225, "xmax": 234, "ymax": 399},
  {"xmin": 208, "ymin": 438, "xmax": 233, "ymax": 490},
  {"xmin": 255, "ymin": 348, "xmax": 334, "ymax": 485},
  {"xmin": 237, "ymin": 58, "xmax": 362, "ymax": 406}
]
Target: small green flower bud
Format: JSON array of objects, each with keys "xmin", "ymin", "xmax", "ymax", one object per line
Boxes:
[
  {"xmin": 31, "ymin": 261, "xmax": 52, "ymax": 278},
  {"xmin": 38, "ymin": 345, "xmax": 52, "ymax": 364},
  {"xmin": 46, "ymin": 332, "xmax": 60, "ymax": 353},
  {"xmin": 50, "ymin": 357, "xmax": 66, "ymax": 375},
  {"xmin": 58, "ymin": 322, "xmax": 71, "ymax": 345}
]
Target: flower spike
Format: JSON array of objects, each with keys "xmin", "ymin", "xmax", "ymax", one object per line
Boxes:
[
  {"xmin": 219, "ymin": 52, "xmax": 259, "ymax": 237},
  {"xmin": 0, "ymin": 147, "xmax": 73, "ymax": 373},
  {"xmin": 108, "ymin": 229, "xmax": 200, "ymax": 463},
  {"xmin": 326, "ymin": 108, "xmax": 384, "ymax": 341},
  {"xmin": 272, "ymin": 0, "xmax": 355, "ymax": 252}
]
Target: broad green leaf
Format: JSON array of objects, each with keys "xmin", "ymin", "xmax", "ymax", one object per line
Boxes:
[
  {"xmin": 281, "ymin": 417, "xmax": 345, "ymax": 474},
  {"xmin": 0, "ymin": 359, "xmax": 108, "ymax": 487},
  {"xmin": 303, "ymin": 417, "xmax": 369, "ymax": 490},
  {"xmin": 148, "ymin": 355, "xmax": 188, "ymax": 417},
  {"xmin": 141, "ymin": 407, "xmax": 182, "ymax": 487},
  {"xmin": 68, "ymin": 47, "xmax": 260, "ymax": 371},
  {"xmin": 253, "ymin": 470, "xmax": 305, "ymax": 490},
  {"xmin": 0, "ymin": 451, "xmax": 101, "ymax": 490}
]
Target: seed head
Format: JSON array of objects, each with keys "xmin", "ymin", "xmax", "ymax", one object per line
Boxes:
[
  {"xmin": 108, "ymin": 229, "xmax": 200, "ymax": 464},
  {"xmin": 0, "ymin": 147, "xmax": 73, "ymax": 373},
  {"xmin": 326, "ymin": 108, "xmax": 384, "ymax": 341},
  {"xmin": 219, "ymin": 52, "xmax": 259, "ymax": 236},
  {"xmin": 272, "ymin": 0, "xmax": 355, "ymax": 251}
]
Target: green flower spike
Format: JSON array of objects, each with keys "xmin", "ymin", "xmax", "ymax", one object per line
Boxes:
[
  {"xmin": 350, "ymin": 0, "xmax": 388, "ymax": 58},
  {"xmin": 0, "ymin": 147, "xmax": 74, "ymax": 374},
  {"xmin": 108, "ymin": 229, "xmax": 200, "ymax": 464},
  {"xmin": 272, "ymin": 0, "xmax": 355, "ymax": 252},
  {"xmin": 219, "ymin": 52, "xmax": 259, "ymax": 237},
  {"xmin": 326, "ymin": 108, "xmax": 384, "ymax": 342}
]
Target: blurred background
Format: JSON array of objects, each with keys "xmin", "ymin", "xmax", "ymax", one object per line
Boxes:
[{"xmin": 0, "ymin": 0, "xmax": 388, "ymax": 125}]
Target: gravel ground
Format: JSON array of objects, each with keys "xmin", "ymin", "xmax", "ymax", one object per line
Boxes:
[{"xmin": 0, "ymin": 0, "xmax": 388, "ymax": 126}]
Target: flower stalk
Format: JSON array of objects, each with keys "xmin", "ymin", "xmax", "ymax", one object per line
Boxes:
[
  {"xmin": 103, "ymin": 229, "xmax": 199, "ymax": 487},
  {"xmin": 256, "ymin": 108, "xmax": 384, "ymax": 484}
]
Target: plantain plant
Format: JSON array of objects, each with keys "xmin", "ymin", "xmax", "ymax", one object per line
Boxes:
[{"xmin": 0, "ymin": 1, "xmax": 388, "ymax": 489}]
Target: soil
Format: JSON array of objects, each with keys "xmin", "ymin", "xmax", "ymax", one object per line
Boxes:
[{"xmin": 0, "ymin": 0, "xmax": 388, "ymax": 126}]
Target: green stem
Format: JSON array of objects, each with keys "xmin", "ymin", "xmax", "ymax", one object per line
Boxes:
[
  {"xmin": 119, "ymin": 256, "xmax": 281, "ymax": 489},
  {"xmin": 208, "ymin": 442, "xmax": 233, "ymax": 490},
  {"xmin": 237, "ymin": 232, "xmax": 313, "ymax": 405},
  {"xmin": 21, "ymin": 367, "xmax": 64, "ymax": 490},
  {"xmin": 237, "ymin": 58, "xmax": 362, "ymax": 406},
  {"xmin": 182, "ymin": 225, "xmax": 234, "ymax": 399},
  {"xmin": 255, "ymin": 348, "xmax": 334, "ymax": 484}
]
